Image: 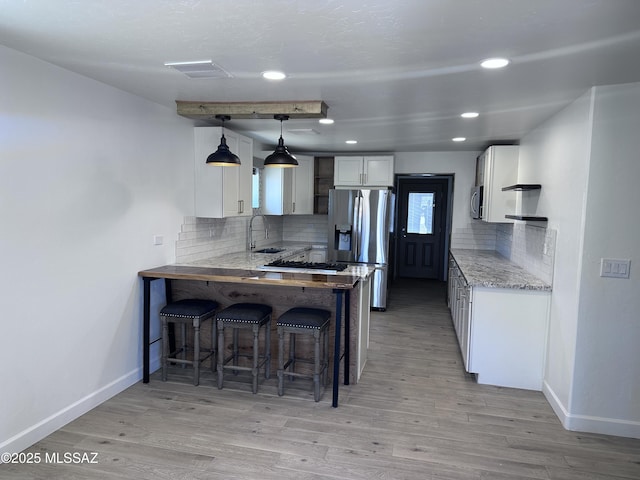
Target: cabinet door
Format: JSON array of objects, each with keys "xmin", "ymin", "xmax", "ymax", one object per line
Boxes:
[
  {"xmin": 334, "ymin": 156, "xmax": 363, "ymax": 186},
  {"xmin": 263, "ymin": 155, "xmax": 313, "ymax": 215},
  {"xmin": 291, "ymin": 155, "xmax": 314, "ymax": 214},
  {"xmin": 263, "ymin": 168, "xmax": 287, "ymax": 215},
  {"xmin": 236, "ymin": 135, "xmax": 253, "ymax": 216},
  {"xmin": 194, "ymin": 127, "xmax": 225, "ymax": 218},
  {"xmin": 363, "ymin": 155, "xmax": 394, "ymax": 186},
  {"xmin": 460, "ymin": 286, "xmax": 471, "ymax": 371},
  {"xmin": 482, "ymin": 145, "xmax": 517, "ymax": 223},
  {"xmin": 194, "ymin": 127, "xmax": 252, "ymax": 218}
]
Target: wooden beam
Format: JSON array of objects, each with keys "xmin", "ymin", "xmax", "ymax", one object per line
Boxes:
[{"xmin": 176, "ymin": 100, "xmax": 328, "ymax": 120}]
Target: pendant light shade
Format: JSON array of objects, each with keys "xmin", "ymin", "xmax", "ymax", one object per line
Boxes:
[
  {"xmin": 264, "ymin": 114, "xmax": 298, "ymax": 167},
  {"xmin": 206, "ymin": 115, "xmax": 241, "ymax": 166}
]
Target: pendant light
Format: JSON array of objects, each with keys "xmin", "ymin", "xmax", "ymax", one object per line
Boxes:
[
  {"xmin": 206, "ymin": 115, "xmax": 241, "ymax": 166},
  {"xmin": 264, "ymin": 114, "xmax": 298, "ymax": 167}
]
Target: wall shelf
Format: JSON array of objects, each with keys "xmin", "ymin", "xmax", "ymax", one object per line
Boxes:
[
  {"xmin": 503, "ymin": 184, "xmax": 546, "ymax": 222},
  {"xmin": 502, "ymin": 184, "xmax": 542, "ymax": 191},
  {"xmin": 505, "ymin": 215, "xmax": 548, "ymax": 222}
]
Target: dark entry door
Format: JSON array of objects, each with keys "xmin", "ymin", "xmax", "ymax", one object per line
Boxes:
[{"xmin": 396, "ymin": 178, "xmax": 448, "ymax": 279}]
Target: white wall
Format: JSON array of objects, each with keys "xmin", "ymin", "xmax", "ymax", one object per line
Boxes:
[
  {"xmin": 518, "ymin": 90, "xmax": 594, "ymax": 418},
  {"xmin": 395, "ymin": 151, "xmax": 479, "ymax": 229},
  {"xmin": 519, "ymin": 84, "xmax": 640, "ymax": 438},
  {"xmin": 0, "ymin": 46, "xmax": 194, "ymax": 453},
  {"xmin": 571, "ymin": 83, "xmax": 640, "ymax": 436}
]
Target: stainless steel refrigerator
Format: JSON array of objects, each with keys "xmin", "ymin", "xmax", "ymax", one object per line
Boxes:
[{"xmin": 327, "ymin": 188, "xmax": 393, "ymax": 310}]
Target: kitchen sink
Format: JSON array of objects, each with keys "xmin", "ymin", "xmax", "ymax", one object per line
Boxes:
[{"xmin": 255, "ymin": 248, "xmax": 284, "ymax": 254}]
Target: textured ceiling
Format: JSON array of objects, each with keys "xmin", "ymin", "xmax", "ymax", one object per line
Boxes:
[{"xmin": 2, "ymin": 0, "xmax": 640, "ymax": 153}]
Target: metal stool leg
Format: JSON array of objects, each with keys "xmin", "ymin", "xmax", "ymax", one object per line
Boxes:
[
  {"xmin": 217, "ymin": 321, "xmax": 224, "ymax": 389},
  {"xmin": 211, "ymin": 316, "xmax": 217, "ymax": 374},
  {"xmin": 313, "ymin": 329, "xmax": 321, "ymax": 401},
  {"xmin": 161, "ymin": 316, "xmax": 169, "ymax": 381},
  {"xmin": 250, "ymin": 324, "xmax": 258, "ymax": 393},
  {"xmin": 264, "ymin": 316, "xmax": 271, "ymax": 379},
  {"xmin": 193, "ymin": 321, "xmax": 200, "ymax": 386},
  {"xmin": 277, "ymin": 325, "xmax": 285, "ymax": 396}
]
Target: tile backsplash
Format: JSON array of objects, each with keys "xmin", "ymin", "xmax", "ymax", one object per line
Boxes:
[
  {"xmin": 175, "ymin": 214, "xmax": 554, "ymax": 285},
  {"xmin": 451, "ymin": 220, "xmax": 556, "ymax": 285},
  {"xmin": 450, "ymin": 221, "xmax": 498, "ymax": 250},
  {"xmin": 282, "ymin": 215, "xmax": 328, "ymax": 243},
  {"xmin": 175, "ymin": 214, "xmax": 328, "ymax": 264},
  {"xmin": 497, "ymin": 223, "xmax": 556, "ymax": 285}
]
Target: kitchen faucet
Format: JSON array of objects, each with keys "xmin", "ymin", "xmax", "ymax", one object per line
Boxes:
[{"xmin": 248, "ymin": 212, "xmax": 269, "ymax": 250}]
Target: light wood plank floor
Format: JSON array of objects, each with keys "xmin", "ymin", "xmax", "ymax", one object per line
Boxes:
[{"xmin": 4, "ymin": 279, "xmax": 640, "ymax": 479}]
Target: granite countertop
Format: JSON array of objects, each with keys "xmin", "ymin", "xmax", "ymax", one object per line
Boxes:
[
  {"xmin": 450, "ymin": 249, "xmax": 551, "ymax": 291},
  {"xmin": 181, "ymin": 242, "xmax": 314, "ymax": 269},
  {"xmin": 179, "ymin": 242, "xmax": 373, "ymax": 278}
]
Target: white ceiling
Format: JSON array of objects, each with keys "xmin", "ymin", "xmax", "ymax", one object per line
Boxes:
[{"xmin": 2, "ymin": 0, "xmax": 640, "ymax": 154}]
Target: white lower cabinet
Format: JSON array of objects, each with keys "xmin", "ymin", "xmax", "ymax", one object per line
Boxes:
[
  {"xmin": 448, "ymin": 256, "xmax": 550, "ymax": 390},
  {"xmin": 448, "ymin": 257, "xmax": 471, "ymax": 369}
]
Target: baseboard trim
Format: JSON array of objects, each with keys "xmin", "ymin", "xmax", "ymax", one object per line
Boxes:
[
  {"xmin": 0, "ymin": 365, "xmax": 147, "ymax": 455},
  {"xmin": 543, "ymin": 381, "xmax": 640, "ymax": 439}
]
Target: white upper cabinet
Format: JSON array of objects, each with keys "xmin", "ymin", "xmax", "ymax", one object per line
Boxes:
[
  {"xmin": 478, "ymin": 146, "xmax": 518, "ymax": 223},
  {"xmin": 263, "ymin": 155, "xmax": 313, "ymax": 215},
  {"xmin": 334, "ymin": 155, "xmax": 394, "ymax": 187},
  {"xmin": 194, "ymin": 127, "xmax": 253, "ymax": 218}
]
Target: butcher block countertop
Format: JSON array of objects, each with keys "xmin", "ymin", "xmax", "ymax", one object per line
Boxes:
[
  {"xmin": 138, "ymin": 264, "xmax": 360, "ymax": 290},
  {"xmin": 450, "ymin": 248, "xmax": 551, "ymax": 291}
]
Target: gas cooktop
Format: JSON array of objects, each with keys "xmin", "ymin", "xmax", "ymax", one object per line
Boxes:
[{"xmin": 259, "ymin": 259, "xmax": 349, "ymax": 274}]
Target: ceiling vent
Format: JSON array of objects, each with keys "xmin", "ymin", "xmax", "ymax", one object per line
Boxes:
[
  {"xmin": 164, "ymin": 60, "xmax": 233, "ymax": 79},
  {"xmin": 287, "ymin": 128, "xmax": 320, "ymax": 135}
]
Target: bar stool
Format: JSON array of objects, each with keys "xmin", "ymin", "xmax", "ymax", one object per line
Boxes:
[
  {"xmin": 277, "ymin": 307, "xmax": 331, "ymax": 402},
  {"xmin": 216, "ymin": 303, "xmax": 273, "ymax": 394},
  {"xmin": 160, "ymin": 298, "xmax": 218, "ymax": 386}
]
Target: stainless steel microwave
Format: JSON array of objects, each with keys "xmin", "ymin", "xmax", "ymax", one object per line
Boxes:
[{"xmin": 470, "ymin": 185, "xmax": 483, "ymax": 219}]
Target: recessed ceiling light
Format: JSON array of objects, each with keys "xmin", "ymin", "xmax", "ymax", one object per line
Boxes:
[
  {"xmin": 319, "ymin": 118, "xmax": 334, "ymax": 125},
  {"xmin": 461, "ymin": 112, "xmax": 479, "ymax": 118},
  {"xmin": 452, "ymin": 137, "xmax": 466, "ymax": 142},
  {"xmin": 262, "ymin": 70, "xmax": 287, "ymax": 80},
  {"xmin": 345, "ymin": 140, "xmax": 358, "ymax": 144},
  {"xmin": 481, "ymin": 57, "xmax": 509, "ymax": 69}
]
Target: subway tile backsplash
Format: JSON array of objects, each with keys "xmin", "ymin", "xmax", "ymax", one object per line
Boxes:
[
  {"xmin": 450, "ymin": 221, "xmax": 498, "ymax": 250},
  {"xmin": 282, "ymin": 215, "xmax": 328, "ymax": 243},
  {"xmin": 175, "ymin": 214, "xmax": 328, "ymax": 264},
  {"xmin": 451, "ymin": 220, "xmax": 556, "ymax": 285},
  {"xmin": 497, "ymin": 223, "xmax": 556, "ymax": 285},
  {"xmin": 176, "ymin": 213, "xmax": 554, "ymax": 286}
]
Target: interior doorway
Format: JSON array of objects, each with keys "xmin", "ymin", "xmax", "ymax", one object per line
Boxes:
[{"xmin": 393, "ymin": 175, "xmax": 453, "ymax": 280}]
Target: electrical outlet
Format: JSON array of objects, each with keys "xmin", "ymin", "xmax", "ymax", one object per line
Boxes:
[
  {"xmin": 600, "ymin": 258, "xmax": 631, "ymax": 278},
  {"xmin": 153, "ymin": 235, "xmax": 164, "ymax": 246}
]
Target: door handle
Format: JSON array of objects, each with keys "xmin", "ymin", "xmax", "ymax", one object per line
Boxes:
[{"xmin": 401, "ymin": 227, "xmax": 407, "ymax": 238}]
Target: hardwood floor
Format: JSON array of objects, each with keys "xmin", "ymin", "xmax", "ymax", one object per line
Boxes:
[{"xmin": 4, "ymin": 279, "xmax": 640, "ymax": 479}]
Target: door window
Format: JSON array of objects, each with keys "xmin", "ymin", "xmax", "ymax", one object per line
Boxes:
[{"xmin": 406, "ymin": 192, "xmax": 434, "ymax": 234}]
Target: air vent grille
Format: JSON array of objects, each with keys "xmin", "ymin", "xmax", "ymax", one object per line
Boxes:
[{"xmin": 165, "ymin": 61, "xmax": 233, "ymax": 79}]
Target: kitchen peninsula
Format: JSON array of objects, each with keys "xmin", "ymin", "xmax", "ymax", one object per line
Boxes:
[{"xmin": 139, "ymin": 244, "xmax": 372, "ymax": 407}]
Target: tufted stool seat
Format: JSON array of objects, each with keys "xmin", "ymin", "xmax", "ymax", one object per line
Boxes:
[
  {"xmin": 277, "ymin": 307, "xmax": 331, "ymax": 402},
  {"xmin": 216, "ymin": 303, "xmax": 273, "ymax": 394},
  {"xmin": 160, "ymin": 298, "xmax": 218, "ymax": 386}
]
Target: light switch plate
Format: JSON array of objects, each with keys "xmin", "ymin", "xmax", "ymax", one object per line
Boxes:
[
  {"xmin": 600, "ymin": 258, "xmax": 631, "ymax": 278},
  {"xmin": 153, "ymin": 235, "xmax": 164, "ymax": 246}
]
